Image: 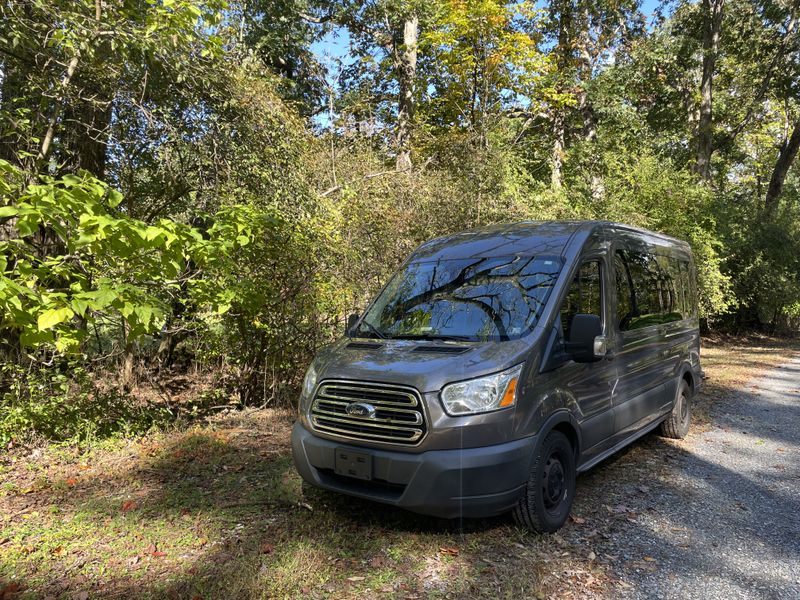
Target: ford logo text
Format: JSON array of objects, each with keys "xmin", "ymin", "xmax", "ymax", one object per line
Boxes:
[{"xmin": 346, "ymin": 402, "xmax": 376, "ymax": 418}]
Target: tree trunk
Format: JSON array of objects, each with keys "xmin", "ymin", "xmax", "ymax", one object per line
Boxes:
[
  {"xmin": 61, "ymin": 95, "xmax": 112, "ymax": 178},
  {"xmin": 695, "ymin": 0, "xmax": 724, "ymax": 181},
  {"xmin": 764, "ymin": 119, "xmax": 800, "ymax": 217},
  {"xmin": 550, "ymin": 0, "xmax": 573, "ymax": 189},
  {"xmin": 575, "ymin": 3, "xmax": 596, "ymax": 143},
  {"xmin": 395, "ymin": 15, "xmax": 418, "ymax": 171},
  {"xmin": 38, "ymin": 54, "xmax": 80, "ymax": 167}
]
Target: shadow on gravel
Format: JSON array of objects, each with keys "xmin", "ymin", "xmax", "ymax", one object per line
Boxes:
[{"xmin": 571, "ymin": 362, "xmax": 800, "ymax": 597}]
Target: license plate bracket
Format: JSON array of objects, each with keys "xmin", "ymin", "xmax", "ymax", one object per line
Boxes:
[{"xmin": 334, "ymin": 448, "xmax": 372, "ymax": 481}]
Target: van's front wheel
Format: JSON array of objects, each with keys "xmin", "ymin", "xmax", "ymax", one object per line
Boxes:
[{"xmin": 513, "ymin": 430, "xmax": 575, "ymax": 533}]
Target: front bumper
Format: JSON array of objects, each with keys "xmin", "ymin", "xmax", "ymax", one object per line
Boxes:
[{"xmin": 291, "ymin": 421, "xmax": 536, "ymax": 519}]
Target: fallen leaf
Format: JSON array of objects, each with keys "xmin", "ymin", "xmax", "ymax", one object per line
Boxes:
[
  {"xmin": 145, "ymin": 543, "xmax": 166, "ymax": 558},
  {"xmin": 65, "ymin": 477, "xmax": 78, "ymax": 487},
  {"xmin": 439, "ymin": 547, "xmax": 459, "ymax": 556},
  {"xmin": 78, "ymin": 464, "xmax": 90, "ymax": 471},
  {"xmin": 260, "ymin": 543, "xmax": 275, "ymax": 555},
  {"xmin": 347, "ymin": 576, "xmax": 365, "ymax": 582},
  {"xmin": 121, "ymin": 500, "xmax": 138, "ymax": 512},
  {"xmin": 51, "ymin": 546, "xmax": 65, "ymax": 556},
  {"xmin": 643, "ymin": 556, "xmax": 656, "ymax": 562},
  {"xmin": 570, "ymin": 516, "xmax": 586, "ymax": 525},
  {"xmin": 0, "ymin": 583, "xmax": 22, "ymax": 599}
]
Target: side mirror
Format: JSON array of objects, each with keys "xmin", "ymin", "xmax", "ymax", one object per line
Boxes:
[
  {"xmin": 566, "ymin": 314, "xmax": 606, "ymax": 363},
  {"xmin": 346, "ymin": 313, "xmax": 360, "ymax": 335}
]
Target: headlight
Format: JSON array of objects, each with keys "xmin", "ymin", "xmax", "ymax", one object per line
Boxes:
[
  {"xmin": 301, "ymin": 363, "xmax": 318, "ymax": 399},
  {"xmin": 440, "ymin": 364, "xmax": 523, "ymax": 416}
]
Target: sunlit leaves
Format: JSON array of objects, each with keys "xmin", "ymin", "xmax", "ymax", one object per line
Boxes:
[
  {"xmin": 421, "ymin": 0, "xmax": 557, "ymax": 133},
  {"xmin": 0, "ymin": 160, "xmax": 233, "ymax": 354}
]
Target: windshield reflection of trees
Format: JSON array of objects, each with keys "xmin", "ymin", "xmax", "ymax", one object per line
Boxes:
[{"xmin": 372, "ymin": 255, "xmax": 561, "ymax": 341}]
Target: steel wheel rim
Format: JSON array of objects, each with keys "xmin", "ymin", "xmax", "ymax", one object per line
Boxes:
[
  {"xmin": 680, "ymin": 392, "xmax": 689, "ymax": 424},
  {"xmin": 541, "ymin": 453, "xmax": 566, "ymax": 511}
]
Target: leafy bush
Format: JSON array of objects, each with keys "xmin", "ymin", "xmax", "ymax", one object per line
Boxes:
[{"xmin": 0, "ymin": 363, "xmax": 171, "ymax": 445}]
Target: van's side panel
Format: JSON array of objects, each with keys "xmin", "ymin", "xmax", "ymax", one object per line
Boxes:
[{"xmin": 608, "ymin": 230, "xmax": 668, "ymax": 437}]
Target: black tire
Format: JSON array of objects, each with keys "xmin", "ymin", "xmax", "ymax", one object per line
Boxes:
[
  {"xmin": 660, "ymin": 380, "xmax": 692, "ymax": 439},
  {"xmin": 512, "ymin": 430, "xmax": 575, "ymax": 533}
]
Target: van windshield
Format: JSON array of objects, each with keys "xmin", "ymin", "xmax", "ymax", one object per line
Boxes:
[{"xmin": 356, "ymin": 255, "xmax": 562, "ymax": 342}]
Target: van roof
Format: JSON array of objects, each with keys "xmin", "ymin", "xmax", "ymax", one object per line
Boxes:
[{"xmin": 409, "ymin": 220, "xmax": 691, "ymax": 262}]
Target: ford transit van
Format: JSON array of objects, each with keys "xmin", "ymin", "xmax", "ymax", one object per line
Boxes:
[{"xmin": 291, "ymin": 221, "xmax": 702, "ymax": 532}]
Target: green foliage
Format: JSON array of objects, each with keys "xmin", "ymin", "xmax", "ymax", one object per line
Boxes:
[
  {"xmin": 561, "ymin": 143, "xmax": 734, "ymax": 317},
  {"xmin": 421, "ymin": 0, "xmax": 560, "ymax": 136},
  {"xmin": 0, "ymin": 363, "xmax": 171, "ymax": 445},
  {"xmin": 0, "ymin": 160, "xmax": 204, "ymax": 352},
  {"xmin": 1, "ymin": 0, "xmax": 800, "ymax": 445},
  {"xmin": 190, "ymin": 202, "xmax": 348, "ymax": 403}
]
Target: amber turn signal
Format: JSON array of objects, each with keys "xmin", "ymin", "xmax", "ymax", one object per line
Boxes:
[{"xmin": 498, "ymin": 377, "xmax": 518, "ymax": 407}]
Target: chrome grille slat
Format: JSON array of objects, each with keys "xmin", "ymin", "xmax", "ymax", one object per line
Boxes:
[
  {"xmin": 313, "ymin": 403, "xmax": 423, "ymax": 424},
  {"xmin": 310, "ymin": 421, "xmax": 423, "ymax": 442},
  {"xmin": 319, "ymin": 385, "xmax": 418, "ymax": 404},
  {"xmin": 310, "ymin": 380, "xmax": 427, "ymax": 446},
  {"xmin": 317, "ymin": 391, "xmax": 418, "ymax": 408},
  {"xmin": 312, "ymin": 407, "xmax": 423, "ymax": 426}
]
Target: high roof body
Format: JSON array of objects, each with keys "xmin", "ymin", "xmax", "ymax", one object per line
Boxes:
[{"xmin": 409, "ymin": 220, "xmax": 691, "ymax": 262}]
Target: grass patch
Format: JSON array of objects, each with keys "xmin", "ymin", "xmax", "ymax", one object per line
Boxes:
[{"xmin": 1, "ymin": 338, "xmax": 796, "ymax": 599}]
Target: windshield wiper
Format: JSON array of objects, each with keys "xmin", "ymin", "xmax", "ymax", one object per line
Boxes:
[
  {"xmin": 354, "ymin": 319, "xmax": 386, "ymax": 339},
  {"xmin": 389, "ymin": 333, "xmax": 474, "ymax": 342}
]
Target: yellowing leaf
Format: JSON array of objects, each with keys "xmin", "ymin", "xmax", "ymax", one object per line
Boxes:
[{"xmin": 37, "ymin": 307, "xmax": 74, "ymax": 331}]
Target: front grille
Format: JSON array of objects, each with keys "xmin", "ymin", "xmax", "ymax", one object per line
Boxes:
[{"xmin": 310, "ymin": 380, "xmax": 426, "ymax": 445}]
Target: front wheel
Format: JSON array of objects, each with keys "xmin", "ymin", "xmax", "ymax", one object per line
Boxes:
[
  {"xmin": 512, "ymin": 430, "xmax": 575, "ymax": 533},
  {"xmin": 660, "ymin": 380, "xmax": 692, "ymax": 439}
]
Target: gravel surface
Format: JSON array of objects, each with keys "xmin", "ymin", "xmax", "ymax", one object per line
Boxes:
[{"xmin": 568, "ymin": 357, "xmax": 800, "ymax": 600}]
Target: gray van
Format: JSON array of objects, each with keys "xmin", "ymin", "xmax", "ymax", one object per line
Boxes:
[{"xmin": 292, "ymin": 221, "xmax": 702, "ymax": 532}]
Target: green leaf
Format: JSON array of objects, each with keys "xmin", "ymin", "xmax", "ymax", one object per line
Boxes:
[
  {"xmin": 0, "ymin": 206, "xmax": 18, "ymax": 218},
  {"xmin": 107, "ymin": 189, "xmax": 123, "ymax": 208},
  {"xmin": 37, "ymin": 307, "xmax": 74, "ymax": 331}
]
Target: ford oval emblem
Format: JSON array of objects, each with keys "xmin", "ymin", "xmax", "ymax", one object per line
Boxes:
[{"xmin": 346, "ymin": 402, "xmax": 376, "ymax": 418}]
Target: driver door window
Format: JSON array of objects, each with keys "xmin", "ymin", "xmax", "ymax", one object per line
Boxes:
[{"xmin": 561, "ymin": 260, "xmax": 602, "ymax": 340}]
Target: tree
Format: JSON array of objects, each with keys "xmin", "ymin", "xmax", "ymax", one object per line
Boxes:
[
  {"xmin": 421, "ymin": 0, "xmax": 555, "ymax": 150},
  {"xmin": 765, "ymin": 119, "xmax": 800, "ymax": 215},
  {"xmin": 694, "ymin": 0, "xmax": 725, "ymax": 180},
  {"xmin": 542, "ymin": 0, "xmax": 644, "ymax": 187},
  {"xmin": 334, "ymin": 0, "xmax": 431, "ymax": 170}
]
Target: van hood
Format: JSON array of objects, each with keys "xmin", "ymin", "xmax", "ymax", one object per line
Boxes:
[{"xmin": 312, "ymin": 335, "xmax": 539, "ymax": 394}]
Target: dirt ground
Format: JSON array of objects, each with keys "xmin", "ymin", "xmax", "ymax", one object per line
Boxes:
[{"xmin": 1, "ymin": 335, "xmax": 798, "ymax": 599}]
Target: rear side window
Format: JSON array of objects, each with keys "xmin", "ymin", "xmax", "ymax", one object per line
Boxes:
[
  {"xmin": 561, "ymin": 260, "xmax": 602, "ymax": 339},
  {"xmin": 615, "ymin": 250, "xmax": 691, "ymax": 331}
]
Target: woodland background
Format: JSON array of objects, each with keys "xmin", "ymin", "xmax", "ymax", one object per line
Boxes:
[{"xmin": 1, "ymin": 0, "xmax": 799, "ymax": 444}]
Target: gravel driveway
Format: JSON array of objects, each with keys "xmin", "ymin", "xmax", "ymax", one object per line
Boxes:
[{"xmin": 566, "ymin": 357, "xmax": 800, "ymax": 599}]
